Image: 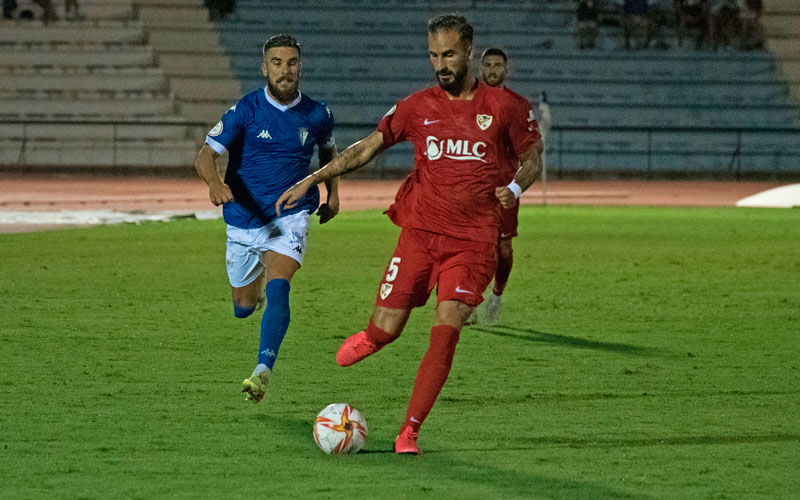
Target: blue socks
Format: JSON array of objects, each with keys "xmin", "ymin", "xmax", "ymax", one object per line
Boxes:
[
  {"xmin": 257, "ymin": 279, "xmax": 291, "ymax": 370},
  {"xmin": 233, "ymin": 304, "xmax": 255, "ymax": 318}
]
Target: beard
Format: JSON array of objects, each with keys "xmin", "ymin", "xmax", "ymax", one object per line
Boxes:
[
  {"xmin": 483, "ymin": 72, "xmax": 505, "ymax": 87},
  {"xmin": 436, "ymin": 65, "xmax": 468, "ymax": 95},
  {"xmin": 267, "ymin": 75, "xmax": 299, "ymax": 103}
]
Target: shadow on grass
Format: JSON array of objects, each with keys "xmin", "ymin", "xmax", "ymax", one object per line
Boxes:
[
  {"xmin": 471, "ymin": 325, "xmax": 659, "ymax": 356},
  {"xmin": 412, "ymin": 454, "xmax": 650, "ymax": 499},
  {"xmin": 256, "ymin": 416, "xmax": 652, "ymax": 498},
  {"xmin": 462, "ymin": 432, "xmax": 800, "ymax": 451}
]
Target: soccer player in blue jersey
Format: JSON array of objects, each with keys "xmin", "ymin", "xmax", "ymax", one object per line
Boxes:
[{"xmin": 194, "ymin": 34, "xmax": 339, "ymax": 403}]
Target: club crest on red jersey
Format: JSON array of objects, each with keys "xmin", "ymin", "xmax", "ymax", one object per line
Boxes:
[
  {"xmin": 380, "ymin": 282, "xmax": 393, "ymax": 300},
  {"xmin": 476, "ymin": 114, "xmax": 493, "ymax": 131}
]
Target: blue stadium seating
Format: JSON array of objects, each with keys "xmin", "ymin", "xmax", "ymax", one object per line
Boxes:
[{"xmin": 212, "ymin": 2, "xmax": 800, "ymax": 175}]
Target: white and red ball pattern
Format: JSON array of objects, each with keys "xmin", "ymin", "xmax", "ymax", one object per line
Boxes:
[{"xmin": 313, "ymin": 403, "xmax": 368, "ymax": 454}]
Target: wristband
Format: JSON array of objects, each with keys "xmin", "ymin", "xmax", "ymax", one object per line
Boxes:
[{"xmin": 506, "ymin": 181, "xmax": 522, "ymax": 199}]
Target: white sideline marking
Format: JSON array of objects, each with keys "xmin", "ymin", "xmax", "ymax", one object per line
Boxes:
[
  {"xmin": 735, "ymin": 184, "xmax": 800, "ymax": 208},
  {"xmin": 0, "ymin": 208, "xmax": 222, "ymax": 226}
]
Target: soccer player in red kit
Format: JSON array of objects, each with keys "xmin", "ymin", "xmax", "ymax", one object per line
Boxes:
[
  {"xmin": 276, "ymin": 14, "xmax": 542, "ymax": 454},
  {"xmin": 476, "ymin": 47, "xmax": 544, "ymax": 325}
]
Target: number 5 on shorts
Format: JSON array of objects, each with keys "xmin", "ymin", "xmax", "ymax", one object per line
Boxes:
[{"xmin": 386, "ymin": 257, "xmax": 401, "ymax": 282}]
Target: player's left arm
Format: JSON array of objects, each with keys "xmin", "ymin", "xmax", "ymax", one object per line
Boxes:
[
  {"xmin": 495, "ymin": 141, "xmax": 542, "ymax": 209},
  {"xmin": 316, "ymin": 143, "xmax": 339, "ymax": 224}
]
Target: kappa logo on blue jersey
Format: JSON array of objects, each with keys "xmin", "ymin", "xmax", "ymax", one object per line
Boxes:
[
  {"xmin": 298, "ymin": 128, "xmax": 308, "ymax": 146},
  {"xmin": 257, "ymin": 130, "xmax": 272, "ymax": 140}
]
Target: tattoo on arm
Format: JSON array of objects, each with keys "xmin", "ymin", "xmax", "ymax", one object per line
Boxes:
[
  {"xmin": 513, "ymin": 147, "xmax": 542, "ymax": 191},
  {"xmin": 318, "ymin": 144, "xmax": 339, "ymax": 194},
  {"xmin": 311, "ymin": 131, "xmax": 383, "ymax": 184}
]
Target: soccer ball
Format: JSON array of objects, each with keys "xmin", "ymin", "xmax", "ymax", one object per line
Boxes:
[{"xmin": 313, "ymin": 403, "xmax": 368, "ymax": 455}]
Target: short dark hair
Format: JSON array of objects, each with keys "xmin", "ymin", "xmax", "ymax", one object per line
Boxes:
[
  {"xmin": 427, "ymin": 14, "xmax": 473, "ymax": 46},
  {"xmin": 262, "ymin": 34, "xmax": 301, "ymax": 58},
  {"xmin": 481, "ymin": 47, "xmax": 507, "ymax": 63}
]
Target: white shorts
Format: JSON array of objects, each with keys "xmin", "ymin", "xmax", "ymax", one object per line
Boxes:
[{"xmin": 225, "ymin": 210, "xmax": 310, "ymax": 288}]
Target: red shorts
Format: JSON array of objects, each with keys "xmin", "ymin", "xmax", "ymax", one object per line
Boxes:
[
  {"xmin": 498, "ymin": 203, "xmax": 519, "ymax": 240},
  {"xmin": 375, "ymin": 228, "xmax": 497, "ymax": 309}
]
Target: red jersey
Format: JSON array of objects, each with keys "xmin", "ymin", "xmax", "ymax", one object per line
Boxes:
[
  {"xmin": 378, "ymin": 81, "xmax": 540, "ymax": 243},
  {"xmin": 499, "ymin": 87, "xmax": 537, "ymax": 180}
]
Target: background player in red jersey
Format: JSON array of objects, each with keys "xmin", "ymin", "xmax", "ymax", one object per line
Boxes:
[
  {"xmin": 276, "ymin": 14, "xmax": 542, "ymax": 455},
  {"xmin": 473, "ymin": 47, "xmax": 544, "ymax": 326}
]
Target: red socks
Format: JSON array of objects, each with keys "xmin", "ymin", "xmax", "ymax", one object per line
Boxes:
[
  {"xmin": 492, "ymin": 249, "xmax": 513, "ymax": 296},
  {"xmin": 364, "ymin": 318, "xmax": 399, "ymax": 347},
  {"xmin": 401, "ymin": 324, "xmax": 461, "ymax": 433}
]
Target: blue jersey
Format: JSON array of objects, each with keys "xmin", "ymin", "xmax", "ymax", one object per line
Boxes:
[{"xmin": 205, "ymin": 88, "xmax": 335, "ymax": 228}]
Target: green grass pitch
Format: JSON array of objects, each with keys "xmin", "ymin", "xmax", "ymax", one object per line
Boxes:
[{"xmin": 1, "ymin": 205, "xmax": 799, "ymax": 499}]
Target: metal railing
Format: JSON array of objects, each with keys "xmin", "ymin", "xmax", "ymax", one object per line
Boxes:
[
  {"xmin": 2, "ymin": 120, "xmax": 798, "ymax": 177},
  {"xmin": 547, "ymin": 125, "xmax": 800, "ymax": 177}
]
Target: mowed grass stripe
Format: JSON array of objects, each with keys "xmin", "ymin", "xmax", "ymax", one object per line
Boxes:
[{"xmin": 1, "ymin": 205, "xmax": 798, "ymax": 499}]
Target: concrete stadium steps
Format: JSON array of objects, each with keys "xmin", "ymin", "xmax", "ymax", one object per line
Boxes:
[
  {"xmin": 0, "ymin": 47, "xmax": 155, "ymax": 69},
  {"xmin": 178, "ymin": 100, "xmax": 236, "ymax": 126},
  {"xmin": 242, "ymin": 78, "xmax": 791, "ymax": 106},
  {"xmin": 323, "ymin": 102, "xmax": 798, "ymax": 130},
  {"xmin": 764, "ymin": 0, "xmax": 800, "ymax": 15},
  {"xmin": 0, "ymin": 120, "xmax": 198, "ymax": 141},
  {"xmin": 548, "ymin": 129, "xmax": 800, "ymax": 174},
  {"xmin": 237, "ymin": 77, "xmax": 798, "ymax": 126},
  {"xmin": 230, "ymin": 52, "xmax": 778, "ymax": 81},
  {"xmin": 552, "ymin": 149, "xmax": 800, "ymax": 174},
  {"xmin": 168, "ymin": 76, "xmax": 240, "ymax": 100},
  {"xmin": 234, "ymin": 0, "xmax": 554, "ymax": 7},
  {"xmin": 14, "ymin": 0, "xmax": 136, "ymax": 20},
  {"xmin": 216, "ymin": 27, "xmax": 597, "ymax": 55},
  {"xmin": 0, "ymin": 1, "xmax": 225, "ymax": 170},
  {"xmin": 0, "ymin": 21, "xmax": 146, "ymax": 45},
  {"xmin": 138, "ymin": 12, "xmax": 240, "ymax": 123},
  {"xmin": 0, "ymin": 140, "xmax": 198, "ymax": 168},
  {"xmin": 763, "ymin": 15, "xmax": 800, "ymax": 36},
  {"xmin": 69, "ymin": 2, "xmax": 134, "ymax": 20},
  {"xmin": 156, "ymin": 53, "xmax": 232, "ymax": 77},
  {"xmin": 0, "ymin": 119, "xmax": 201, "ymax": 167},
  {"xmin": 0, "ymin": 95, "xmax": 176, "ymax": 120},
  {"xmin": 211, "ymin": 1, "xmax": 799, "ymax": 175},
  {"xmin": 136, "ymin": 3, "xmax": 209, "ymax": 27},
  {"xmin": 228, "ymin": 3, "xmax": 572, "ymax": 31},
  {"xmin": 763, "ymin": 0, "xmax": 800, "ymax": 102},
  {"xmin": 1, "ymin": 68, "xmax": 168, "ymax": 92}
]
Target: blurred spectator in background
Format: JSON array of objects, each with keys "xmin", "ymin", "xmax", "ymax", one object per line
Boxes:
[
  {"xmin": 576, "ymin": 0, "xmax": 599, "ymax": 49},
  {"xmin": 739, "ymin": 0, "xmax": 763, "ymax": 50},
  {"xmin": 623, "ymin": 0, "xmax": 650, "ymax": 49},
  {"xmin": 709, "ymin": 0, "xmax": 739, "ymax": 50},
  {"xmin": 647, "ymin": 0, "xmax": 672, "ymax": 49},
  {"xmin": 64, "ymin": 0, "xmax": 82, "ymax": 20},
  {"xmin": 537, "ymin": 91, "xmax": 552, "ymax": 144},
  {"xmin": 675, "ymin": 0, "xmax": 709, "ymax": 49},
  {"xmin": 3, "ymin": 0, "xmax": 17, "ymax": 19},
  {"xmin": 205, "ymin": 0, "xmax": 235, "ymax": 21},
  {"xmin": 13, "ymin": 0, "xmax": 56, "ymax": 22}
]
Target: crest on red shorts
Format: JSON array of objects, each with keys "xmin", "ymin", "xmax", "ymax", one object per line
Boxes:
[
  {"xmin": 380, "ymin": 282, "xmax": 393, "ymax": 300},
  {"xmin": 476, "ymin": 114, "xmax": 493, "ymax": 130}
]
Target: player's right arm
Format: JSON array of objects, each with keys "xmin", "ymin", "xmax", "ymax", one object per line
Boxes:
[
  {"xmin": 195, "ymin": 100, "xmax": 247, "ymax": 206},
  {"xmin": 195, "ymin": 144, "xmax": 233, "ymax": 206},
  {"xmin": 276, "ymin": 130, "xmax": 384, "ymax": 214}
]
